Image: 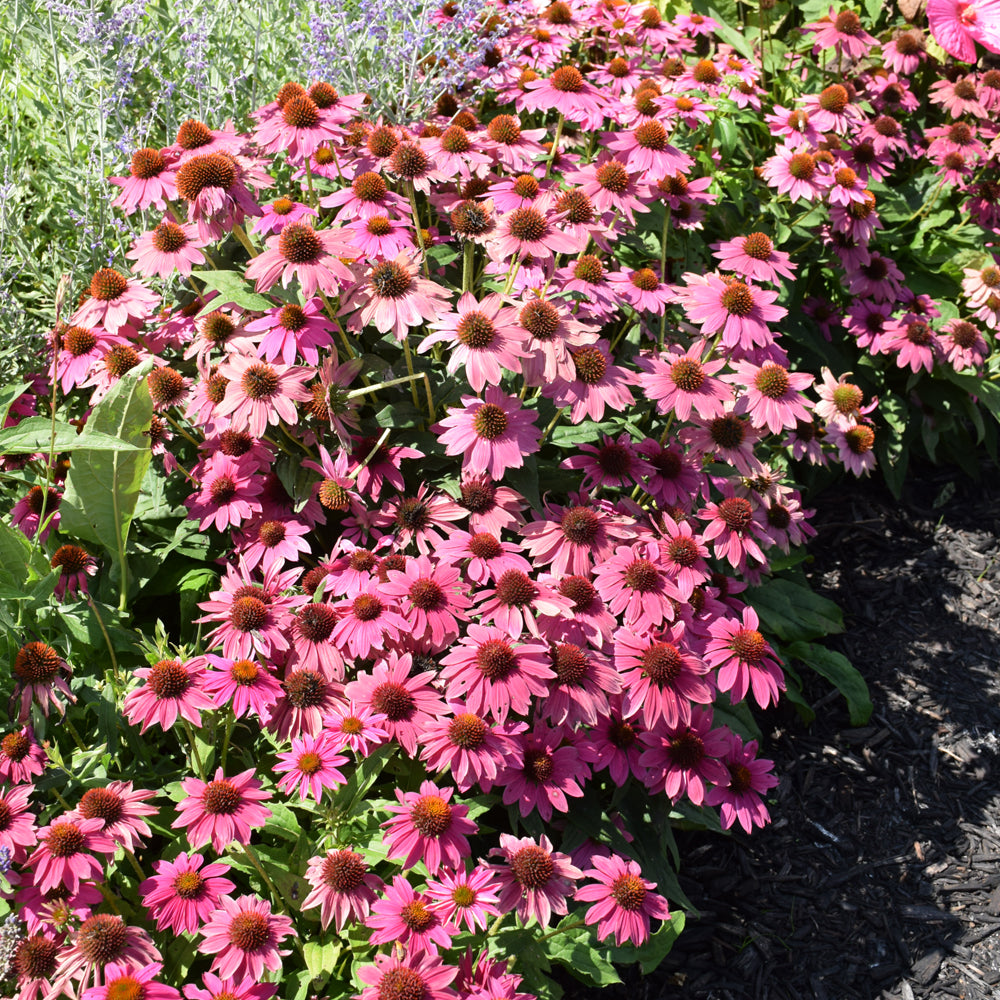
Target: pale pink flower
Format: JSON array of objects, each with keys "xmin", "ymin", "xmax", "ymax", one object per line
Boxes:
[
  {"xmin": 245, "ymin": 223, "xmax": 357, "ymax": 298},
  {"xmin": 213, "ymin": 354, "xmax": 313, "ymax": 438},
  {"xmin": 301, "ymin": 848, "xmax": 383, "ymax": 931}
]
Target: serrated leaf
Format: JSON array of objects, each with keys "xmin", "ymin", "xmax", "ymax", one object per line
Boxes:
[
  {"xmin": 195, "ymin": 270, "xmax": 273, "ymax": 314},
  {"xmin": 60, "ymin": 363, "xmax": 154, "ymax": 602},
  {"xmin": 783, "ymin": 641, "xmax": 873, "ymax": 725}
]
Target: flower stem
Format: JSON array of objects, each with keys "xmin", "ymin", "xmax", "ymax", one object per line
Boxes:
[
  {"xmin": 462, "ymin": 240, "xmax": 475, "ymax": 293},
  {"xmin": 220, "ymin": 712, "xmax": 234, "ymax": 771},
  {"xmin": 535, "ymin": 918, "xmax": 587, "ymax": 944},
  {"xmin": 182, "ymin": 719, "xmax": 205, "ymax": 780},
  {"xmin": 232, "ymin": 224, "xmax": 259, "ymax": 259},
  {"xmin": 544, "ymin": 114, "xmax": 565, "ymax": 180},
  {"xmin": 539, "ymin": 407, "xmax": 567, "ymax": 447}
]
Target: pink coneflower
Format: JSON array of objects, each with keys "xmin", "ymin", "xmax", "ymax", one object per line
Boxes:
[
  {"xmin": 10, "ymin": 485, "xmax": 61, "ymax": 543},
  {"xmin": 542, "ymin": 636, "xmax": 619, "ymax": 728},
  {"xmin": 457, "ymin": 475, "xmax": 527, "ymax": 534},
  {"xmin": 828, "ymin": 421, "xmax": 877, "ymax": 476},
  {"xmin": 637, "ymin": 438, "xmax": 708, "ymax": 508},
  {"xmin": 286, "ymin": 601, "xmax": 343, "ymax": 677},
  {"xmin": 941, "ymin": 318, "xmax": 989, "ymax": 370},
  {"xmin": 10, "ymin": 929, "xmax": 60, "ymax": 1000},
  {"xmin": 71, "ymin": 268, "xmax": 159, "ymax": 336},
  {"xmin": 681, "ymin": 410, "xmax": 763, "ymax": 477},
  {"xmin": 172, "ymin": 768, "xmax": 272, "ymax": 854},
  {"xmin": 357, "ymin": 949, "xmax": 459, "ymax": 1000},
  {"xmin": 882, "ymin": 30, "xmax": 927, "ymax": 73},
  {"xmin": 489, "ymin": 833, "xmax": 582, "ymax": 929},
  {"xmin": 679, "ymin": 272, "xmax": 786, "ymax": 350},
  {"xmin": 698, "ymin": 491, "xmax": 769, "ymax": 570},
  {"xmin": 345, "ymin": 213, "xmax": 416, "ymax": 259},
  {"xmin": 561, "ymin": 432, "xmax": 652, "ymax": 491},
  {"xmin": 382, "ymin": 780, "xmax": 477, "ymax": 874},
  {"xmin": 273, "ymin": 732, "xmax": 348, "ymax": 801},
  {"xmin": 201, "ymin": 655, "xmax": 283, "ymax": 723},
  {"xmin": 139, "ymin": 852, "xmax": 236, "ymax": 935},
  {"xmin": 565, "ymin": 156, "xmax": 650, "ymax": 225},
  {"xmin": 575, "ymin": 854, "xmax": 671, "ymax": 946},
  {"xmin": 436, "ymin": 528, "xmax": 531, "ymax": 586},
  {"xmin": 419, "ymin": 292, "xmax": 528, "ymax": 392},
  {"xmin": 607, "ymin": 267, "xmax": 676, "ymax": 315},
  {"xmin": 876, "ymin": 316, "xmax": 941, "ymax": 373},
  {"xmin": 639, "ymin": 707, "xmax": 731, "ymax": 805},
  {"xmin": 344, "ymin": 652, "xmax": 446, "ymax": 755},
  {"xmin": 440, "ymin": 624, "xmax": 553, "ymax": 723},
  {"xmin": 425, "ymin": 864, "xmax": 502, "ymax": 933},
  {"xmin": 323, "ymin": 171, "xmax": 410, "ymax": 221},
  {"xmin": 183, "ymin": 973, "xmax": 277, "ymax": 1000},
  {"xmin": 419, "ymin": 708, "xmax": 525, "ymax": 793},
  {"xmin": 127, "ymin": 218, "xmax": 206, "ymax": 278},
  {"xmin": 705, "ymin": 606, "xmax": 784, "ymax": 708},
  {"xmin": 199, "ymin": 894, "xmax": 294, "ymax": 982},
  {"xmin": 52, "ymin": 324, "xmax": 126, "ymax": 394},
  {"xmin": 74, "ymin": 780, "xmax": 156, "ymax": 853},
  {"xmin": 302, "ymin": 847, "xmax": 383, "ymax": 932},
  {"xmin": 434, "ymin": 387, "xmax": 540, "ymax": 480},
  {"xmin": 801, "ymin": 84, "xmax": 865, "ymax": 134},
  {"xmin": 728, "ymin": 359, "xmax": 814, "ymax": 434},
  {"xmin": 377, "ymin": 484, "xmax": 467, "ymax": 555},
  {"xmin": 637, "ymin": 349, "xmax": 730, "ymax": 422},
  {"xmin": 498, "ymin": 724, "xmax": 589, "ymax": 822},
  {"xmin": 243, "ymin": 299, "xmax": 334, "ymax": 367},
  {"xmin": 520, "ymin": 66, "xmax": 608, "ymax": 129},
  {"xmin": 712, "ymin": 232, "xmax": 795, "ymax": 283},
  {"xmin": 251, "ymin": 196, "xmax": 316, "ymax": 236},
  {"xmin": 803, "ymin": 8, "xmax": 876, "ymax": 59},
  {"xmin": 11, "ymin": 641, "xmax": 73, "ymax": 722},
  {"xmin": 81, "ymin": 961, "xmax": 180, "ymax": 1000},
  {"xmin": 520, "ymin": 497, "xmax": 633, "ymax": 578},
  {"xmin": 379, "ymin": 556, "xmax": 472, "ymax": 649},
  {"xmin": 254, "ymin": 92, "xmax": 341, "ymax": 158},
  {"xmin": 324, "ymin": 699, "xmax": 390, "ymax": 756},
  {"xmin": 657, "ymin": 515, "xmax": 712, "ymax": 599},
  {"xmin": 962, "ymin": 260, "xmax": 1000, "ymax": 307},
  {"xmin": 482, "ymin": 114, "xmax": 548, "ymax": 172},
  {"xmin": 423, "ymin": 125, "xmax": 493, "ymax": 179},
  {"xmin": 123, "ymin": 657, "xmax": 216, "ymax": 734},
  {"xmin": 349, "ymin": 434, "xmax": 422, "ymax": 501},
  {"xmin": 268, "ymin": 665, "xmax": 342, "ymax": 740},
  {"xmin": 760, "ymin": 146, "xmax": 823, "ymax": 203},
  {"xmin": 705, "ymin": 732, "xmax": 779, "ymax": 833},
  {"xmin": 0, "ymin": 727, "xmax": 46, "ymax": 784},
  {"xmin": 184, "ymin": 454, "xmax": 263, "ymax": 533},
  {"xmin": 213, "ymin": 353, "xmax": 312, "ymax": 439},
  {"xmin": 331, "ymin": 589, "xmax": 408, "ymax": 659},
  {"xmin": 614, "ymin": 622, "xmax": 714, "ymax": 730},
  {"xmin": 27, "ymin": 816, "xmax": 114, "ymax": 893},
  {"xmin": 594, "ymin": 543, "xmax": 679, "ymax": 633},
  {"xmin": 245, "ymin": 222, "xmax": 357, "ymax": 299},
  {"xmin": 490, "ymin": 205, "xmax": 585, "ymax": 264},
  {"xmin": 110, "ymin": 147, "xmax": 177, "ymax": 213},
  {"xmin": 604, "ymin": 121, "xmax": 691, "ymax": 176},
  {"xmin": 814, "ymin": 368, "xmax": 869, "ymax": 427},
  {"xmin": 340, "ymin": 252, "xmax": 451, "ymax": 341},
  {"xmin": 367, "ymin": 876, "xmax": 454, "ymax": 951},
  {"xmin": 476, "ymin": 569, "xmax": 571, "ymax": 639},
  {"xmin": 238, "ymin": 516, "xmax": 312, "ymax": 574},
  {"xmin": 515, "ymin": 293, "xmax": 598, "ymax": 385},
  {"xmin": 546, "ymin": 341, "xmax": 636, "ymax": 423},
  {"xmin": 927, "ymin": 0, "xmax": 1000, "ymax": 61},
  {"xmin": 0, "ymin": 783, "xmax": 36, "ymax": 863},
  {"xmin": 173, "ymin": 151, "xmax": 262, "ymax": 242}
]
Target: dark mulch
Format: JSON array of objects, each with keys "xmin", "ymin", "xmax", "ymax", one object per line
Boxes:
[{"xmin": 571, "ymin": 464, "xmax": 1000, "ymax": 1000}]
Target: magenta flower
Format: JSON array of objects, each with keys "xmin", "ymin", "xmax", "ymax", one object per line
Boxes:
[
  {"xmin": 110, "ymin": 147, "xmax": 177, "ymax": 213},
  {"xmin": 324, "ymin": 699, "xmax": 390, "ymax": 756},
  {"xmin": 11, "ymin": 640, "xmax": 74, "ymax": 723},
  {"xmin": 440, "ymin": 624, "xmax": 553, "ymax": 723},
  {"xmin": 489, "ymin": 833, "xmax": 582, "ymax": 929},
  {"xmin": 698, "ymin": 491, "xmax": 769, "ymax": 570},
  {"xmin": 75, "ymin": 780, "xmax": 156, "ymax": 853},
  {"xmin": 340, "ymin": 252, "xmax": 451, "ymax": 341},
  {"xmin": 828, "ymin": 421, "xmax": 877, "ymax": 476},
  {"xmin": 594, "ymin": 543, "xmax": 679, "ymax": 633},
  {"xmin": 253, "ymin": 93, "xmax": 341, "ymax": 158},
  {"xmin": 604, "ymin": 121, "xmax": 692, "ymax": 176},
  {"xmin": 0, "ymin": 726, "xmax": 47, "ymax": 784},
  {"xmin": 81, "ymin": 961, "xmax": 180, "ymax": 1000},
  {"xmin": 139, "ymin": 853, "xmax": 236, "ymax": 935},
  {"xmin": 419, "ymin": 292, "xmax": 529, "ymax": 392},
  {"xmin": 639, "ymin": 707, "xmax": 731, "ymax": 805},
  {"xmin": 123, "ymin": 658, "xmax": 216, "ymax": 734},
  {"xmin": 927, "ymin": 0, "xmax": 1000, "ymax": 61},
  {"xmin": 27, "ymin": 816, "xmax": 115, "ymax": 893},
  {"xmin": 434, "ymin": 387, "xmax": 540, "ymax": 479},
  {"xmin": 199, "ymin": 894, "xmax": 294, "ymax": 982},
  {"xmin": 357, "ymin": 950, "xmax": 458, "ymax": 1000},
  {"xmin": 251, "ymin": 196, "xmax": 317, "ymax": 236},
  {"xmin": 0, "ymin": 783, "xmax": 36, "ymax": 863},
  {"xmin": 382, "ymin": 780, "xmax": 477, "ymax": 874},
  {"xmin": 561, "ymin": 432, "xmax": 652, "ymax": 491},
  {"xmin": 541, "ymin": 636, "xmax": 619, "ymax": 728},
  {"xmin": 332, "ymin": 589, "xmax": 409, "ymax": 659},
  {"xmin": 704, "ymin": 606, "xmax": 785, "ymax": 709},
  {"xmin": 760, "ymin": 146, "xmax": 823, "ymax": 203},
  {"xmin": 201, "ymin": 655, "xmax": 283, "ymax": 723},
  {"xmin": 575, "ymin": 854, "xmax": 671, "ymax": 946},
  {"xmin": 183, "ymin": 973, "xmax": 277, "ymax": 1000},
  {"xmin": 379, "ymin": 555, "xmax": 472, "ymax": 649},
  {"xmin": 425, "ymin": 865, "xmax": 502, "ymax": 932},
  {"xmin": 268, "ymin": 665, "xmax": 342, "ymax": 740},
  {"xmin": 127, "ymin": 218, "xmax": 206, "ymax": 278},
  {"xmin": 71, "ymin": 268, "xmax": 159, "ymax": 336},
  {"xmin": 301, "ymin": 848, "xmax": 383, "ymax": 931},
  {"xmin": 490, "ymin": 205, "xmax": 586, "ymax": 263},
  {"xmin": 172, "ymin": 768, "xmax": 273, "ymax": 854},
  {"xmin": 213, "ymin": 353, "xmax": 312, "ymax": 438},
  {"xmin": 497, "ymin": 724, "xmax": 589, "ymax": 822},
  {"xmin": 273, "ymin": 732, "xmax": 349, "ymax": 802},
  {"xmin": 520, "ymin": 66, "xmax": 608, "ymax": 130},
  {"xmin": 803, "ymin": 7, "xmax": 877, "ymax": 60},
  {"xmin": 728, "ymin": 359, "xmax": 814, "ymax": 434},
  {"xmin": 712, "ymin": 232, "xmax": 796, "ymax": 283},
  {"xmin": 544, "ymin": 341, "xmax": 637, "ymax": 423},
  {"xmin": 679, "ymin": 272, "xmax": 786, "ymax": 350},
  {"xmin": 184, "ymin": 454, "xmax": 263, "ymax": 533},
  {"xmin": 344, "ymin": 652, "xmax": 446, "ymax": 755},
  {"xmin": 367, "ymin": 875, "xmax": 454, "ymax": 951},
  {"xmin": 243, "ymin": 299, "xmax": 334, "ymax": 366},
  {"xmin": 705, "ymin": 732, "xmax": 779, "ymax": 833},
  {"xmin": 607, "ymin": 267, "xmax": 676, "ymax": 315},
  {"xmin": 245, "ymin": 222, "xmax": 357, "ymax": 299},
  {"xmin": 419, "ymin": 708, "xmax": 525, "ymax": 793}
]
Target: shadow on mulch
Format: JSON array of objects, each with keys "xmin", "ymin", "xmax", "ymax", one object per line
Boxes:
[{"xmin": 570, "ymin": 463, "xmax": 1000, "ymax": 1000}]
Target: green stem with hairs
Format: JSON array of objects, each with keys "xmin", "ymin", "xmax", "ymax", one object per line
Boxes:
[
  {"xmin": 544, "ymin": 114, "xmax": 565, "ymax": 180},
  {"xmin": 539, "ymin": 407, "xmax": 568, "ymax": 447},
  {"xmin": 462, "ymin": 240, "xmax": 475, "ymax": 293}
]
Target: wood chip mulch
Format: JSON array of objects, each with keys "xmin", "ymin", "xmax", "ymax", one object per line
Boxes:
[{"xmin": 569, "ymin": 464, "xmax": 1000, "ymax": 1000}]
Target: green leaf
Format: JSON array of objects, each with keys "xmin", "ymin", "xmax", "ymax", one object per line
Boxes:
[
  {"xmin": 607, "ymin": 911, "xmax": 686, "ymax": 974},
  {"xmin": 704, "ymin": 5, "xmax": 755, "ymax": 61},
  {"xmin": 303, "ymin": 938, "xmax": 341, "ymax": 984},
  {"xmin": 0, "ymin": 382, "xmax": 31, "ymax": 428},
  {"xmin": 747, "ymin": 575, "xmax": 844, "ymax": 642},
  {"xmin": 195, "ymin": 270, "xmax": 273, "ymax": 314},
  {"xmin": 783, "ymin": 641, "xmax": 873, "ymax": 725},
  {"xmin": 0, "ymin": 518, "xmax": 50, "ymax": 588},
  {"xmin": 60, "ymin": 363, "xmax": 154, "ymax": 601},
  {"xmin": 0, "ymin": 416, "xmax": 146, "ymax": 454},
  {"xmin": 548, "ymin": 920, "xmax": 622, "ymax": 987}
]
